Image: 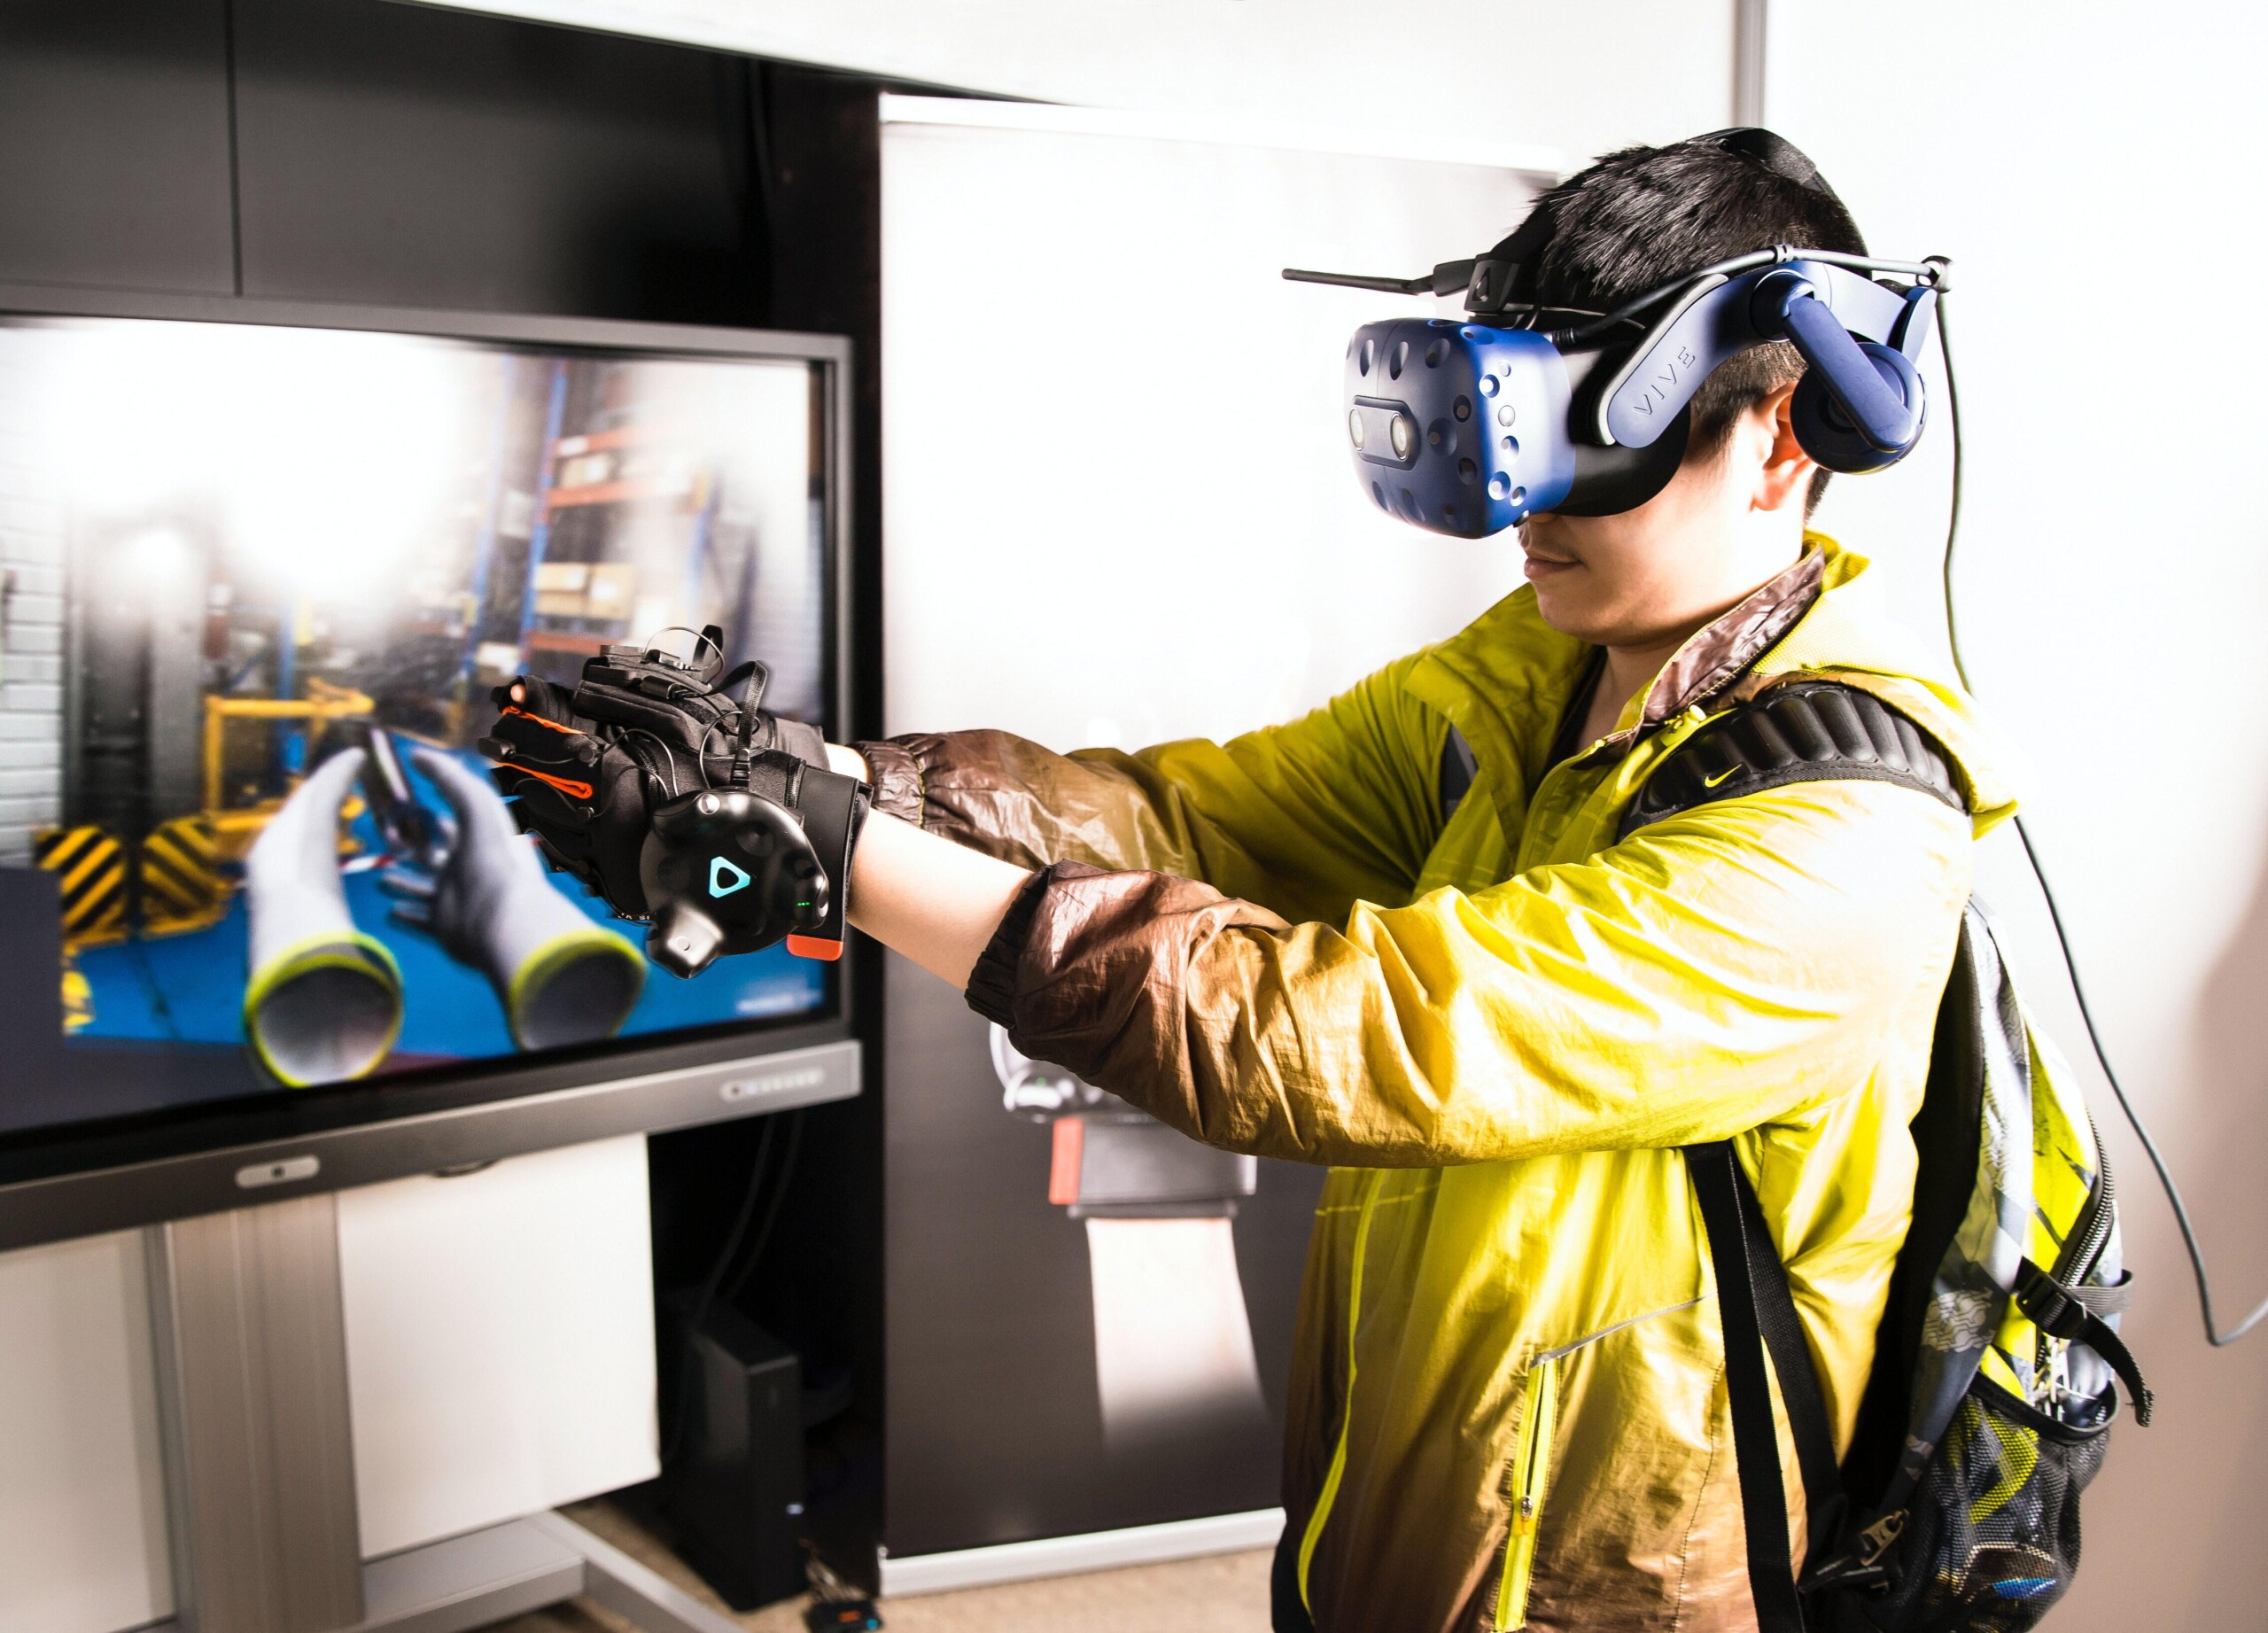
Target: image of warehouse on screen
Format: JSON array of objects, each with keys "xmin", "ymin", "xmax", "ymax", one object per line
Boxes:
[{"xmin": 0, "ymin": 314, "xmax": 835, "ymax": 1132}]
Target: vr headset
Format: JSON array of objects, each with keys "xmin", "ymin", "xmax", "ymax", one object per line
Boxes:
[{"xmin": 1289, "ymin": 194, "xmax": 1948, "ymax": 536}]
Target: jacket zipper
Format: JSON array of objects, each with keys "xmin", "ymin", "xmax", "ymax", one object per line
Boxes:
[
  {"xmin": 2054, "ymin": 1127, "xmax": 2116, "ymax": 1286},
  {"xmin": 1485, "ymin": 1300, "xmax": 1697, "ymax": 1627},
  {"xmin": 1494, "ymin": 1356, "xmax": 1562, "ymax": 1631},
  {"xmin": 1297, "ymin": 1170, "xmax": 1386, "ymax": 1614},
  {"xmin": 2037, "ymin": 1128, "xmax": 2118, "ymax": 1401}
]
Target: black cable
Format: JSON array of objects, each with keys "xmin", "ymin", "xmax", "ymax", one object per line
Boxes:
[
  {"xmin": 722, "ymin": 1109, "xmax": 804, "ymax": 1303},
  {"xmin": 659, "ymin": 1115, "xmax": 779, "ymax": 1468},
  {"xmin": 1936, "ymin": 300, "xmax": 2268, "ymax": 1347},
  {"xmin": 617, "ymin": 727, "xmax": 687, "ymax": 799},
  {"xmin": 728, "ymin": 661, "xmax": 766, "ymax": 790}
]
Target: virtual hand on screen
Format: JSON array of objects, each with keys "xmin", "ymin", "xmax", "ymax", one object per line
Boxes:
[{"xmin": 383, "ymin": 749, "xmax": 645, "ymax": 1050}]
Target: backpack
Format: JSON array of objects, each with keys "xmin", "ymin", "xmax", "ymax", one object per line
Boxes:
[{"xmin": 1604, "ymin": 680, "xmax": 2153, "ymax": 1631}]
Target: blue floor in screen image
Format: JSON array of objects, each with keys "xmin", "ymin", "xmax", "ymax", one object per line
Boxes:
[
  {"xmin": 71, "ymin": 750, "xmax": 825, "ymax": 1075},
  {"xmin": 75, "ymin": 881, "xmax": 822, "ymax": 1066}
]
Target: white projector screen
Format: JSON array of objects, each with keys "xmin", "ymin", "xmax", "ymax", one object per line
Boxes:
[
  {"xmin": 876, "ymin": 96, "xmax": 1549, "ymax": 1572},
  {"xmin": 881, "ymin": 97, "xmax": 1542, "ymax": 747}
]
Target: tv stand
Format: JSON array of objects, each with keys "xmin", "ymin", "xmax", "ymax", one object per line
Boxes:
[{"xmin": 141, "ymin": 1188, "xmax": 749, "ymax": 1633}]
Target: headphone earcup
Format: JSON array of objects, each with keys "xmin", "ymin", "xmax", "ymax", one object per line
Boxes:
[{"xmin": 1790, "ymin": 341, "xmax": 1925, "ymax": 474}]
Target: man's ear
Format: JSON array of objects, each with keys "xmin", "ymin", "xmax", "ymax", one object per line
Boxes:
[{"xmin": 1749, "ymin": 381, "xmax": 1817, "ymax": 515}]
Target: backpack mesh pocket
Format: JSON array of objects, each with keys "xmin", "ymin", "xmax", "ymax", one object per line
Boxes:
[{"xmin": 1863, "ymin": 1379, "xmax": 2113, "ymax": 1632}]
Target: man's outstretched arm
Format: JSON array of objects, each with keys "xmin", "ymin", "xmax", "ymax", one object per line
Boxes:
[
  {"xmin": 833, "ymin": 654, "xmax": 1449, "ymax": 931},
  {"xmin": 838, "ymin": 791, "xmax": 1033, "ymax": 989}
]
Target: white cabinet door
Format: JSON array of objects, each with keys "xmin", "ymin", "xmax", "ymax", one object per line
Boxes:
[
  {"xmin": 0, "ymin": 1230, "xmax": 174, "ymax": 1633},
  {"xmin": 338, "ymin": 1134, "xmax": 658, "ymax": 1559}
]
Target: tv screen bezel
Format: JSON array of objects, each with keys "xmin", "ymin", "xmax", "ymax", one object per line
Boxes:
[{"xmin": 0, "ymin": 284, "xmax": 860, "ymax": 1248}]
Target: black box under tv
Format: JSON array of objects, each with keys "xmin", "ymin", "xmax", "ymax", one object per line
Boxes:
[{"xmin": 661, "ymin": 1287, "xmax": 806, "ymax": 1609}]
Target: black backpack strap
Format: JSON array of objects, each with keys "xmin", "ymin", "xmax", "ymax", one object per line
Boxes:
[
  {"xmin": 2016, "ymin": 1260, "xmax": 2155, "ymax": 1425},
  {"xmin": 1688, "ymin": 1142, "xmax": 1845, "ymax": 1632},
  {"xmin": 1651, "ymin": 683, "xmax": 1963, "ymax": 1628},
  {"xmin": 1619, "ymin": 680, "xmax": 1963, "ymax": 843}
]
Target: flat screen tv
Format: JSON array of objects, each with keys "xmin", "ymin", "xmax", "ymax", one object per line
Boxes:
[{"xmin": 0, "ymin": 287, "xmax": 858, "ymax": 1248}]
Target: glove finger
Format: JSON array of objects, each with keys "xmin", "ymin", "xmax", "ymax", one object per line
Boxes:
[
  {"xmin": 513, "ymin": 802, "xmax": 597, "ymax": 861},
  {"xmin": 496, "ymin": 794, "xmax": 589, "ymax": 859},
  {"xmin": 532, "ymin": 835, "xmax": 602, "ymax": 890},
  {"xmin": 493, "ymin": 673, "xmax": 581, "ymax": 724},
  {"xmin": 490, "ymin": 761, "xmax": 599, "ymax": 815},
  {"xmin": 295, "ymin": 745, "xmax": 369, "ymax": 821},
  {"xmin": 484, "ymin": 710, "xmax": 599, "ymax": 771}
]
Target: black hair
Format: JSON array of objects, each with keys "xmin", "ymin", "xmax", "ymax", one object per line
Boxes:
[{"xmin": 1518, "ymin": 131, "xmax": 1867, "ymax": 513}]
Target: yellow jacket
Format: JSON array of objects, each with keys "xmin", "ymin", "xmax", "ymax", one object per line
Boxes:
[{"xmin": 864, "ymin": 536, "xmax": 2011, "ymax": 1631}]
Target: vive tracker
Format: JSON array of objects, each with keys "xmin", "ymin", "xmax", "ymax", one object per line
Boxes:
[
  {"xmin": 1287, "ymin": 131, "xmax": 1949, "ymax": 535},
  {"xmin": 480, "ymin": 628, "xmax": 867, "ymax": 979}
]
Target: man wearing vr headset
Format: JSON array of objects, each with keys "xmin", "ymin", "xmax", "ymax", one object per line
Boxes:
[
  {"xmin": 500, "ymin": 131, "xmax": 2007, "ymax": 1630},
  {"xmin": 843, "ymin": 134, "xmax": 2008, "ymax": 1632}
]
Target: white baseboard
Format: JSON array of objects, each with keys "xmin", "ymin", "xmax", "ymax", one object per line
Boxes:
[{"xmin": 878, "ymin": 1507, "xmax": 1285, "ymax": 1598}]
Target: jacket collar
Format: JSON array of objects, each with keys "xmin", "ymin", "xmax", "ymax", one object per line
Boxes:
[
  {"xmin": 1408, "ymin": 533, "xmax": 2017, "ymax": 843},
  {"xmin": 1616, "ymin": 547, "xmax": 1825, "ymax": 735}
]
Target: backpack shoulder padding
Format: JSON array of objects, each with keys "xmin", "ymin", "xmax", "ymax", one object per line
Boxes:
[
  {"xmin": 1626, "ymin": 678, "xmax": 1973, "ymax": 1512},
  {"xmin": 1618, "ymin": 679, "xmax": 1964, "ymax": 843}
]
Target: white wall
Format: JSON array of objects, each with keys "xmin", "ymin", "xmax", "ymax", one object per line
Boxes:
[
  {"xmin": 420, "ymin": 0, "xmax": 1735, "ymax": 169},
  {"xmin": 1768, "ymin": 6, "xmax": 2268, "ymax": 1627}
]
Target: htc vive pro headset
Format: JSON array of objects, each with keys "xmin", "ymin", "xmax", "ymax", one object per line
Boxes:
[{"xmin": 1286, "ymin": 130, "xmax": 1948, "ymax": 536}]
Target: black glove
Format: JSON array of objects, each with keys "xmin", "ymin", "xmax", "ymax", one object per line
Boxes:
[
  {"xmin": 568, "ymin": 653, "xmax": 827, "ymax": 784},
  {"xmin": 480, "ymin": 674, "xmax": 656, "ymax": 915},
  {"xmin": 478, "ymin": 644, "xmax": 862, "ymax": 976}
]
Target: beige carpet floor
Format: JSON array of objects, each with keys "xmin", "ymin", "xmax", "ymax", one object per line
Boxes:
[{"xmin": 483, "ymin": 1498, "xmax": 1272, "ymax": 1633}]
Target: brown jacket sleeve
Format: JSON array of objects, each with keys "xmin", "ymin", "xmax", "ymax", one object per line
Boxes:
[
  {"xmin": 965, "ymin": 777, "xmax": 1974, "ymax": 1168},
  {"xmin": 853, "ymin": 657, "xmax": 1447, "ymax": 931}
]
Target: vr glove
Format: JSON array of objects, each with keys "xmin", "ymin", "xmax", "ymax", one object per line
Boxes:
[
  {"xmin": 480, "ymin": 633, "xmax": 869, "ymax": 977},
  {"xmin": 482, "ymin": 673, "xmax": 656, "ymax": 913}
]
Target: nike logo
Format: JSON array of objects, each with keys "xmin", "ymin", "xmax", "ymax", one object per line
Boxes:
[{"xmin": 1702, "ymin": 766, "xmax": 1739, "ymax": 789}]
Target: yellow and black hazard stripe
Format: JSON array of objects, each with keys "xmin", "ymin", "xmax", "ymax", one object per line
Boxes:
[
  {"xmin": 34, "ymin": 825, "xmax": 128, "ymax": 946},
  {"xmin": 141, "ymin": 814, "xmax": 229, "ymax": 934}
]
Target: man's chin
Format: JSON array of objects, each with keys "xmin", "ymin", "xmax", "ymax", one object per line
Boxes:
[{"xmin": 1529, "ymin": 584, "xmax": 1620, "ymax": 647}]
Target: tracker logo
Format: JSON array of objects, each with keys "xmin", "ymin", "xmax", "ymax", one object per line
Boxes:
[{"xmin": 708, "ymin": 856, "xmax": 751, "ymax": 898}]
